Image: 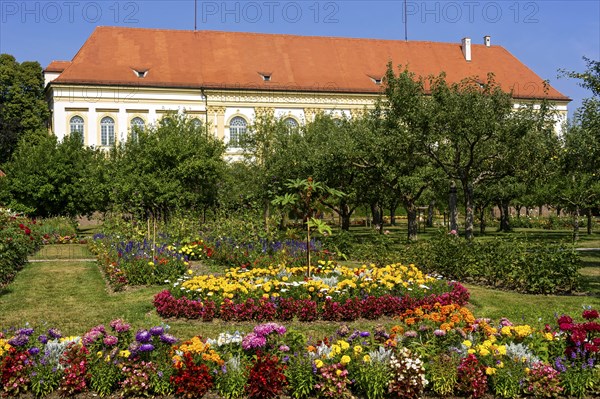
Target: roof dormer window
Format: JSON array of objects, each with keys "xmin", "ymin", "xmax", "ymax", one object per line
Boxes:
[
  {"xmin": 259, "ymin": 72, "xmax": 272, "ymax": 82},
  {"xmin": 133, "ymin": 69, "xmax": 148, "ymax": 78},
  {"xmin": 369, "ymin": 76, "xmax": 383, "ymax": 85}
]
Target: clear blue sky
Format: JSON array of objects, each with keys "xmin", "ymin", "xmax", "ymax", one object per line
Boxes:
[{"xmin": 1, "ymin": 0, "xmax": 598, "ymax": 117}]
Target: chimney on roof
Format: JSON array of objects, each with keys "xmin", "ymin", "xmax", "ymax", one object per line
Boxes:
[
  {"xmin": 484, "ymin": 35, "xmax": 491, "ymax": 47},
  {"xmin": 461, "ymin": 37, "xmax": 471, "ymax": 62}
]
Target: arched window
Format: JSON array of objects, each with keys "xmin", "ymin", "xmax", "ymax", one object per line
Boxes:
[
  {"xmin": 130, "ymin": 117, "xmax": 145, "ymax": 132},
  {"xmin": 191, "ymin": 118, "xmax": 202, "ymax": 128},
  {"xmin": 130, "ymin": 117, "xmax": 144, "ymax": 141},
  {"xmin": 100, "ymin": 116, "xmax": 115, "ymax": 146},
  {"xmin": 283, "ymin": 117, "xmax": 299, "ymax": 133},
  {"xmin": 229, "ymin": 116, "xmax": 247, "ymax": 147},
  {"xmin": 69, "ymin": 116, "xmax": 84, "ymax": 143}
]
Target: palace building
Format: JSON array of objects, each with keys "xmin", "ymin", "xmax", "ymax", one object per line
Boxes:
[{"xmin": 44, "ymin": 26, "xmax": 570, "ymax": 156}]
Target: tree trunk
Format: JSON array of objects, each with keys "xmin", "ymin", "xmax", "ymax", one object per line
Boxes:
[
  {"xmin": 525, "ymin": 207, "xmax": 530, "ymax": 217},
  {"xmin": 264, "ymin": 199, "xmax": 271, "ymax": 232},
  {"xmin": 573, "ymin": 206, "xmax": 580, "ymax": 242},
  {"xmin": 515, "ymin": 205, "xmax": 522, "ymax": 218},
  {"xmin": 339, "ymin": 201, "xmax": 352, "ymax": 231},
  {"xmin": 587, "ymin": 208, "xmax": 593, "ymax": 235},
  {"xmin": 539, "ymin": 205, "xmax": 543, "ymax": 217},
  {"xmin": 370, "ymin": 203, "xmax": 382, "ymax": 226},
  {"xmin": 557, "ymin": 207, "xmax": 562, "ymax": 217},
  {"xmin": 463, "ymin": 184, "xmax": 474, "ymax": 240},
  {"xmin": 449, "ymin": 181, "xmax": 458, "ymax": 233},
  {"xmin": 390, "ymin": 201, "xmax": 398, "ymax": 226},
  {"xmin": 427, "ymin": 200, "xmax": 435, "ymax": 227},
  {"xmin": 500, "ymin": 201, "xmax": 511, "ymax": 232},
  {"xmin": 406, "ymin": 203, "xmax": 418, "ymax": 241},
  {"xmin": 479, "ymin": 206, "xmax": 486, "ymax": 235}
]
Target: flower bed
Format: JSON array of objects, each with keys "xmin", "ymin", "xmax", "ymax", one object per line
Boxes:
[
  {"xmin": 89, "ymin": 234, "xmax": 189, "ymax": 290},
  {"xmin": 153, "ymin": 261, "xmax": 470, "ymax": 322},
  {"xmin": 0, "ymin": 209, "xmax": 42, "ymax": 287},
  {"xmin": 1, "ymin": 308, "xmax": 598, "ymax": 398}
]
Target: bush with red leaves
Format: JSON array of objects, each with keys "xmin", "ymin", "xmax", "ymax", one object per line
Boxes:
[
  {"xmin": 170, "ymin": 352, "xmax": 214, "ymax": 398},
  {"xmin": 245, "ymin": 352, "xmax": 286, "ymax": 399}
]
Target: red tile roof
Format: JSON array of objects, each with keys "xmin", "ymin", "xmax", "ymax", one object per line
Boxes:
[
  {"xmin": 45, "ymin": 61, "xmax": 72, "ymax": 72},
  {"xmin": 50, "ymin": 26, "xmax": 569, "ymax": 101}
]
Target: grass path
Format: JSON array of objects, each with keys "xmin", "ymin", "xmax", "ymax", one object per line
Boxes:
[{"xmin": 0, "ymin": 244, "xmax": 599, "ymax": 339}]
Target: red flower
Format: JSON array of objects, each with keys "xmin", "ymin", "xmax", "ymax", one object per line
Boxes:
[
  {"xmin": 557, "ymin": 315, "xmax": 573, "ymax": 325},
  {"xmin": 582, "ymin": 309, "xmax": 600, "ymax": 320}
]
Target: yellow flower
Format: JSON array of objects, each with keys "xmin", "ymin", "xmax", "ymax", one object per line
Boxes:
[
  {"xmin": 496, "ymin": 345, "xmax": 507, "ymax": 356},
  {"xmin": 462, "ymin": 340, "xmax": 472, "ymax": 348},
  {"xmin": 544, "ymin": 332, "xmax": 554, "ymax": 341},
  {"xmin": 353, "ymin": 345, "xmax": 363, "ymax": 355},
  {"xmin": 187, "ymin": 269, "xmax": 193, "ymax": 275},
  {"xmin": 336, "ymin": 369, "xmax": 342, "ymax": 376},
  {"xmin": 119, "ymin": 350, "xmax": 131, "ymax": 358},
  {"xmin": 486, "ymin": 367, "xmax": 496, "ymax": 375},
  {"xmin": 339, "ymin": 341, "xmax": 349, "ymax": 351},
  {"xmin": 97, "ymin": 351, "xmax": 103, "ymax": 358},
  {"xmin": 363, "ymin": 354, "xmax": 371, "ymax": 363},
  {"xmin": 340, "ymin": 355, "xmax": 351, "ymax": 365},
  {"xmin": 315, "ymin": 359, "xmax": 324, "ymax": 368},
  {"xmin": 479, "ymin": 348, "xmax": 490, "ymax": 357},
  {"xmin": 467, "ymin": 349, "xmax": 476, "ymax": 354}
]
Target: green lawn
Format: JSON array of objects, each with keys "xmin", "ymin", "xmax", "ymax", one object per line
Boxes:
[{"xmin": 1, "ymin": 239, "xmax": 599, "ymax": 340}]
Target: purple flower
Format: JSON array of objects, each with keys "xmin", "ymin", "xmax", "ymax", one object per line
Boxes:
[
  {"xmin": 135, "ymin": 329, "xmax": 151, "ymax": 343},
  {"xmin": 149, "ymin": 326, "xmax": 164, "ymax": 336},
  {"xmin": 28, "ymin": 347, "xmax": 40, "ymax": 356},
  {"xmin": 17, "ymin": 328, "xmax": 34, "ymax": 336},
  {"xmin": 129, "ymin": 341, "xmax": 141, "ymax": 353},
  {"xmin": 242, "ymin": 332, "xmax": 267, "ymax": 350},
  {"xmin": 103, "ymin": 335, "xmax": 119, "ymax": 346},
  {"xmin": 434, "ymin": 329, "xmax": 446, "ymax": 337},
  {"xmin": 91, "ymin": 324, "xmax": 106, "ymax": 334},
  {"xmin": 253, "ymin": 322, "xmax": 286, "ymax": 337},
  {"xmin": 47, "ymin": 328, "xmax": 62, "ymax": 339},
  {"xmin": 38, "ymin": 335, "xmax": 48, "ymax": 344},
  {"xmin": 8, "ymin": 334, "xmax": 29, "ymax": 347},
  {"xmin": 82, "ymin": 330, "xmax": 103, "ymax": 346},
  {"xmin": 359, "ymin": 331, "xmax": 370, "ymax": 337},
  {"xmin": 159, "ymin": 334, "xmax": 178, "ymax": 345},
  {"xmin": 139, "ymin": 343, "xmax": 154, "ymax": 352},
  {"xmin": 279, "ymin": 345, "xmax": 290, "ymax": 352},
  {"xmin": 113, "ymin": 320, "xmax": 131, "ymax": 333},
  {"xmin": 404, "ymin": 330, "xmax": 418, "ymax": 338}
]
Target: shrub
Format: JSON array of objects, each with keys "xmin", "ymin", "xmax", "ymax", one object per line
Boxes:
[
  {"xmin": 403, "ymin": 232, "xmax": 581, "ymax": 294},
  {"xmin": 170, "ymin": 352, "xmax": 214, "ymax": 398},
  {"xmin": 0, "ymin": 210, "xmax": 42, "ymax": 286},
  {"xmin": 245, "ymin": 352, "xmax": 286, "ymax": 399}
]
